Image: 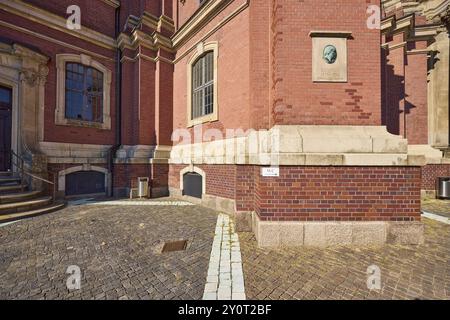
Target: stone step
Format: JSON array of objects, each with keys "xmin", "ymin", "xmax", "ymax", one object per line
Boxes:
[
  {"xmin": 0, "ymin": 177, "xmax": 22, "ymax": 186},
  {"xmin": 0, "ymin": 171, "xmax": 12, "ymax": 177},
  {"xmin": 0, "ymin": 190, "xmax": 42, "ymax": 205},
  {"xmin": 0, "ymin": 196, "xmax": 53, "ymax": 215},
  {"xmin": 0, "ymin": 185, "xmax": 28, "ymax": 195},
  {"xmin": 0, "ymin": 202, "xmax": 66, "ymax": 224}
]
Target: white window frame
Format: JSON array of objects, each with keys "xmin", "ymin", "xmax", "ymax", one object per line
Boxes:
[
  {"xmin": 187, "ymin": 41, "xmax": 218, "ymax": 127},
  {"xmin": 55, "ymin": 54, "xmax": 112, "ymax": 130}
]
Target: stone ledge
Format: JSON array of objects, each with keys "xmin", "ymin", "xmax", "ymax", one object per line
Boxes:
[
  {"xmin": 408, "ymin": 145, "xmax": 445, "ymax": 164},
  {"xmin": 115, "ymin": 145, "xmax": 171, "ymax": 164},
  {"xmin": 39, "ymin": 142, "xmax": 111, "ymax": 158},
  {"xmin": 170, "ymin": 125, "xmax": 425, "ymax": 166},
  {"xmin": 252, "ymin": 213, "xmax": 424, "ymax": 248}
]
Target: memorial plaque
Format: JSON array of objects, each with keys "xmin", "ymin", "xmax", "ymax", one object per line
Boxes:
[{"xmin": 311, "ymin": 33, "xmax": 349, "ymax": 82}]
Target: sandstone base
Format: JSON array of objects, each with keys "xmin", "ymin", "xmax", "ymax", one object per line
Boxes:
[{"xmin": 252, "ymin": 213, "xmax": 425, "ymax": 248}]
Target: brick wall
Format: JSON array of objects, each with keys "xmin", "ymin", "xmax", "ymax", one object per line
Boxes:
[
  {"xmin": 269, "ymin": 0, "xmax": 382, "ymax": 127},
  {"xmin": 172, "ymin": 1, "xmax": 251, "ymax": 139},
  {"xmin": 151, "ymin": 163, "xmax": 170, "ymax": 189},
  {"xmin": 249, "ymin": 0, "xmax": 270, "ymax": 130},
  {"xmin": 174, "ymin": 0, "xmax": 203, "ymax": 29},
  {"xmin": 113, "ymin": 164, "xmax": 152, "ymax": 189},
  {"xmin": 382, "ymin": 8, "xmax": 434, "ymax": 145},
  {"xmin": 173, "ymin": 0, "xmax": 383, "ymax": 140},
  {"xmin": 383, "ymin": 30, "xmax": 429, "ymax": 144},
  {"xmin": 404, "ymin": 41, "xmax": 429, "ymax": 145},
  {"xmin": 170, "ymin": 164, "xmax": 422, "ymax": 222},
  {"xmin": 169, "ymin": 164, "xmax": 236, "ymax": 200},
  {"xmin": 0, "ymin": 7, "xmax": 117, "ymax": 146},
  {"xmin": 422, "ymin": 164, "xmax": 450, "ymax": 190},
  {"xmin": 24, "ymin": 0, "xmax": 117, "ymax": 37},
  {"xmin": 255, "ymin": 166, "xmax": 421, "ymax": 222}
]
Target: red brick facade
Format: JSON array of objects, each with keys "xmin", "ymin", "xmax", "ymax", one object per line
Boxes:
[
  {"xmin": 0, "ymin": 0, "xmax": 448, "ymax": 213},
  {"xmin": 422, "ymin": 164, "xmax": 450, "ymax": 190},
  {"xmin": 169, "ymin": 164, "xmax": 422, "ymax": 222},
  {"xmin": 267, "ymin": 0, "xmax": 382, "ymax": 127},
  {"xmin": 382, "ymin": 6, "xmax": 448, "ymax": 146},
  {"xmin": 254, "ymin": 166, "xmax": 421, "ymax": 222}
]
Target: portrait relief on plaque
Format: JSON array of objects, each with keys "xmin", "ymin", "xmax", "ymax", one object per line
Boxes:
[{"xmin": 311, "ymin": 32, "xmax": 350, "ymax": 82}]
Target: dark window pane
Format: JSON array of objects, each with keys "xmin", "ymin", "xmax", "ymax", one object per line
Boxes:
[
  {"xmin": 65, "ymin": 62, "xmax": 104, "ymax": 123},
  {"xmin": 0, "ymin": 86, "xmax": 11, "ymax": 104},
  {"xmin": 191, "ymin": 51, "xmax": 214, "ymax": 120}
]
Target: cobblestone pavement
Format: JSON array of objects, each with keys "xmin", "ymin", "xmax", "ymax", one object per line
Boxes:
[
  {"xmin": 240, "ymin": 218, "xmax": 450, "ymax": 300},
  {"xmin": 0, "ymin": 202, "xmax": 218, "ymax": 300},
  {"xmin": 422, "ymin": 198, "xmax": 450, "ymax": 219}
]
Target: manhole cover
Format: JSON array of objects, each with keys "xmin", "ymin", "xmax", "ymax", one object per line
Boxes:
[{"xmin": 161, "ymin": 240, "xmax": 188, "ymax": 253}]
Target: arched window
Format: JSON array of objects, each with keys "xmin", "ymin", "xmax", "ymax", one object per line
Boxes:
[
  {"xmin": 187, "ymin": 42, "xmax": 218, "ymax": 127},
  {"xmin": 65, "ymin": 63, "xmax": 104, "ymax": 122},
  {"xmin": 192, "ymin": 51, "xmax": 214, "ymax": 120}
]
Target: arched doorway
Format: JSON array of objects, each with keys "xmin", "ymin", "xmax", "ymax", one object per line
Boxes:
[
  {"xmin": 65, "ymin": 171, "xmax": 106, "ymax": 196},
  {"xmin": 182, "ymin": 172, "xmax": 203, "ymax": 199}
]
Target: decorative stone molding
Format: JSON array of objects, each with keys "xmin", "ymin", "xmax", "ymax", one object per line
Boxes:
[
  {"xmin": 118, "ymin": 29, "xmax": 174, "ymax": 54},
  {"xmin": 39, "ymin": 142, "xmax": 112, "ymax": 164},
  {"xmin": 55, "ymin": 54, "xmax": 112, "ymax": 130},
  {"xmin": 173, "ymin": 0, "xmax": 249, "ymax": 64},
  {"xmin": 187, "ymin": 41, "xmax": 219, "ymax": 127},
  {"xmin": 0, "ymin": 0, "xmax": 116, "ymax": 50},
  {"xmin": 0, "ymin": 42, "xmax": 49, "ymax": 167},
  {"xmin": 99, "ymin": 0, "xmax": 120, "ymax": 8},
  {"xmin": 382, "ymin": 3, "xmax": 449, "ymax": 151},
  {"xmin": 57, "ymin": 165, "xmax": 111, "ymax": 195},
  {"xmin": 115, "ymin": 145, "xmax": 172, "ymax": 164},
  {"xmin": 172, "ymin": 0, "xmax": 233, "ymax": 48},
  {"xmin": 170, "ymin": 125, "xmax": 425, "ymax": 166}
]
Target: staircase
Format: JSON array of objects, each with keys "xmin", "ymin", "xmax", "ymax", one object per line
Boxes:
[{"xmin": 0, "ymin": 171, "xmax": 65, "ymax": 224}]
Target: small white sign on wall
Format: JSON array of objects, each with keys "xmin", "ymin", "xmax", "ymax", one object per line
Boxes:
[{"xmin": 261, "ymin": 167, "xmax": 280, "ymax": 177}]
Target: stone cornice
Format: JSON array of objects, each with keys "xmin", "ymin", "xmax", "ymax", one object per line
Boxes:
[
  {"xmin": 382, "ymin": 0, "xmax": 450, "ymax": 24},
  {"xmin": 309, "ymin": 31, "xmax": 353, "ymax": 38},
  {"xmin": 422, "ymin": 1, "xmax": 450, "ymax": 22},
  {"xmin": 173, "ymin": 0, "xmax": 249, "ymax": 64},
  {"xmin": 0, "ymin": 19, "xmax": 114, "ymax": 61},
  {"xmin": 0, "ymin": 0, "xmax": 117, "ymax": 50},
  {"xmin": 118, "ymin": 30, "xmax": 174, "ymax": 54},
  {"xmin": 0, "ymin": 42, "xmax": 50, "ymax": 64},
  {"xmin": 170, "ymin": 126, "xmax": 426, "ymax": 167},
  {"xmin": 99, "ymin": 0, "xmax": 120, "ymax": 9},
  {"xmin": 142, "ymin": 11, "xmax": 175, "ymax": 34},
  {"xmin": 172, "ymin": 0, "xmax": 233, "ymax": 48},
  {"xmin": 382, "ymin": 12, "xmax": 445, "ymax": 40}
]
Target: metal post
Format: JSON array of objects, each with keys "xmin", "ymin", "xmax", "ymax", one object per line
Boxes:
[
  {"xmin": 53, "ymin": 175, "xmax": 57, "ymax": 203},
  {"xmin": 20, "ymin": 157, "xmax": 25, "ymax": 192}
]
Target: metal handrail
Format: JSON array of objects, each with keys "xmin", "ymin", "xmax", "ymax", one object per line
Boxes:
[{"xmin": 9, "ymin": 150, "xmax": 57, "ymax": 203}]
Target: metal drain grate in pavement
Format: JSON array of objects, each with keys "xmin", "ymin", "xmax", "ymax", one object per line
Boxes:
[{"xmin": 162, "ymin": 240, "xmax": 188, "ymax": 253}]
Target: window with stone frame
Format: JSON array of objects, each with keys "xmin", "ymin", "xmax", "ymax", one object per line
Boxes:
[
  {"xmin": 65, "ymin": 62, "xmax": 104, "ymax": 123},
  {"xmin": 55, "ymin": 54, "xmax": 112, "ymax": 130},
  {"xmin": 191, "ymin": 51, "xmax": 214, "ymax": 120}
]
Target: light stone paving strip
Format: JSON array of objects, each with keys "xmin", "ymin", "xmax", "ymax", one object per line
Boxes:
[
  {"xmin": 87, "ymin": 200, "xmax": 194, "ymax": 206},
  {"xmin": 203, "ymin": 214, "xmax": 246, "ymax": 300},
  {"xmin": 421, "ymin": 212, "xmax": 450, "ymax": 225}
]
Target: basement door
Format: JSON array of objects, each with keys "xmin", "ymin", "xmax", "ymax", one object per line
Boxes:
[
  {"xmin": 0, "ymin": 85, "xmax": 12, "ymax": 172},
  {"xmin": 65, "ymin": 171, "xmax": 106, "ymax": 196}
]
